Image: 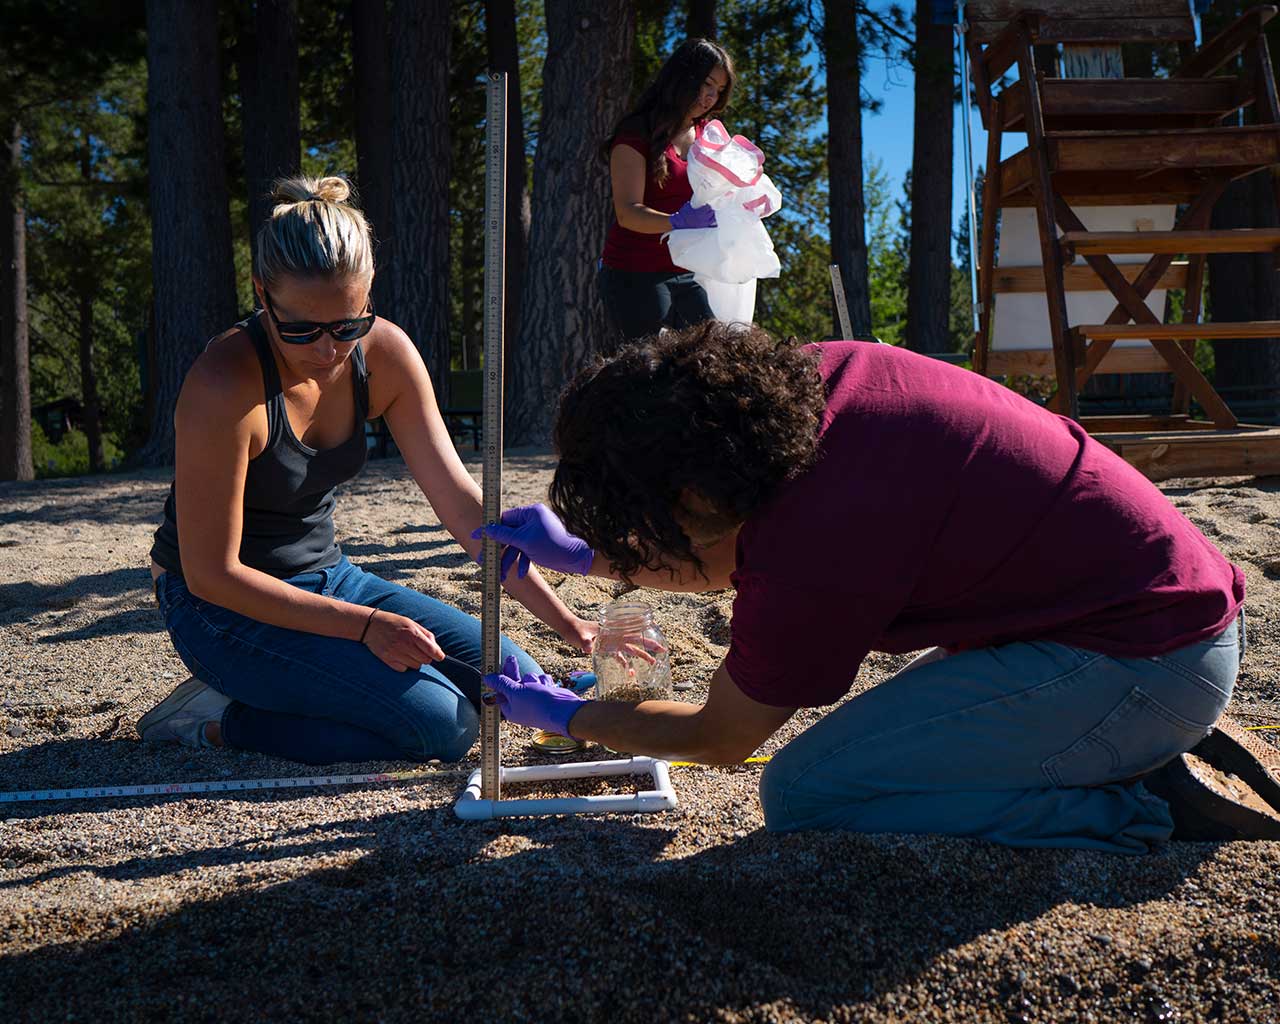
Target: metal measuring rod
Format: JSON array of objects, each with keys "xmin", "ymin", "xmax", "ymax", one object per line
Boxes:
[
  {"xmin": 478, "ymin": 70, "xmax": 507, "ymax": 803},
  {"xmin": 829, "ymin": 263, "xmax": 853, "ymax": 340},
  {"xmin": 454, "ymin": 72, "xmax": 676, "ymax": 821}
]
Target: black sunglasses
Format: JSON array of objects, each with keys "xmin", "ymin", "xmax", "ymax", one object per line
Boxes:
[{"xmin": 261, "ymin": 287, "xmax": 376, "ymax": 345}]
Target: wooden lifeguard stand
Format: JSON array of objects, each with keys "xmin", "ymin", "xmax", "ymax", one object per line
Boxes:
[{"xmin": 965, "ymin": 1, "xmax": 1280, "ymax": 480}]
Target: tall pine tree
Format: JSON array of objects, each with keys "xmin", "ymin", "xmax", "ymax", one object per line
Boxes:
[
  {"xmin": 904, "ymin": 0, "xmax": 954, "ymax": 354},
  {"xmin": 508, "ymin": 1, "xmax": 635, "ymax": 445}
]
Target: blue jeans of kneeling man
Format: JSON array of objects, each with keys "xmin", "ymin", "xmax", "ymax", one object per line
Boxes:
[
  {"xmin": 759, "ymin": 618, "xmax": 1241, "ymax": 854},
  {"xmin": 155, "ymin": 555, "xmax": 542, "ymax": 765}
]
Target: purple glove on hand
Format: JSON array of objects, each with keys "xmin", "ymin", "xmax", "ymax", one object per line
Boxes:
[
  {"xmin": 669, "ymin": 201, "xmax": 717, "ymax": 230},
  {"xmin": 484, "ymin": 655, "xmax": 586, "ymax": 738},
  {"xmin": 471, "ymin": 503, "xmax": 595, "ymax": 581}
]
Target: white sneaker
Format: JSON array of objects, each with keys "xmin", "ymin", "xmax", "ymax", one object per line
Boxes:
[{"xmin": 137, "ymin": 677, "xmax": 230, "ymax": 748}]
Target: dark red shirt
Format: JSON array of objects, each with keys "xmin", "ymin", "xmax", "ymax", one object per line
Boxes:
[
  {"xmin": 726, "ymin": 342, "xmax": 1245, "ymax": 708},
  {"xmin": 601, "ymin": 123, "xmax": 703, "ymax": 274}
]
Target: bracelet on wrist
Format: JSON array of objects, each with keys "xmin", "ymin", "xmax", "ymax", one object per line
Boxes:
[{"xmin": 359, "ymin": 607, "xmax": 378, "ymax": 644}]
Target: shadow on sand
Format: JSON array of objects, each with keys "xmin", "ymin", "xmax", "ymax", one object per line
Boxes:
[{"xmin": 0, "ymin": 744, "xmax": 1220, "ymax": 1023}]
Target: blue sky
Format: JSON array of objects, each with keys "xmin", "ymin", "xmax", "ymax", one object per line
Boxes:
[{"xmin": 859, "ymin": 48, "xmax": 989, "ymax": 263}]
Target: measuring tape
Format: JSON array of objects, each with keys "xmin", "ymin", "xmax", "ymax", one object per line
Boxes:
[
  {"xmin": 478, "ymin": 71, "xmax": 508, "ymax": 802},
  {"xmin": 0, "ymin": 767, "xmax": 468, "ymax": 805},
  {"xmin": 0, "ymin": 757, "xmax": 773, "ymax": 805}
]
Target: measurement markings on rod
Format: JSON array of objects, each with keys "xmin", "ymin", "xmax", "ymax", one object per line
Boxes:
[{"xmin": 479, "ymin": 71, "xmax": 508, "ymax": 803}]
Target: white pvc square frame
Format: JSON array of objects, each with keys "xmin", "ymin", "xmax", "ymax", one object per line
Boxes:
[{"xmin": 454, "ymin": 755, "xmax": 677, "ymax": 820}]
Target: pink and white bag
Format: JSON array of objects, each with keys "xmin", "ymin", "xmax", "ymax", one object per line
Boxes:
[{"xmin": 666, "ymin": 120, "xmax": 783, "ymax": 323}]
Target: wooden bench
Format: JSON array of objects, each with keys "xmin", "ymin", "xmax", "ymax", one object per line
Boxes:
[{"xmin": 364, "ymin": 369, "xmax": 485, "ymax": 459}]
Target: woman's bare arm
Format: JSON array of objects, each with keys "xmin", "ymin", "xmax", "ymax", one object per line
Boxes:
[
  {"xmin": 372, "ymin": 324, "xmax": 595, "ymax": 651},
  {"xmin": 610, "ymin": 144, "xmax": 677, "ymax": 234}
]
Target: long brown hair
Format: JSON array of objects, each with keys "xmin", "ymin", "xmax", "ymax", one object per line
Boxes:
[{"xmin": 600, "ymin": 38, "xmax": 736, "ymax": 187}]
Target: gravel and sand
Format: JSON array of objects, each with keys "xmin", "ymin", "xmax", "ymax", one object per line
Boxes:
[{"xmin": 2, "ymin": 452, "xmax": 1280, "ymax": 1022}]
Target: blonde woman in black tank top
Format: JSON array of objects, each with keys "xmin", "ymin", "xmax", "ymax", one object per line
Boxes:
[{"xmin": 140, "ymin": 176, "xmax": 595, "ymax": 764}]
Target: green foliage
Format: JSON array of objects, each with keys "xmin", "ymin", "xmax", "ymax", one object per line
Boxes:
[
  {"xmin": 30, "ymin": 421, "xmax": 123, "ymax": 479},
  {"xmin": 631, "ymin": 0, "xmax": 680, "ymax": 106},
  {"xmin": 23, "ymin": 52, "xmax": 152, "ymax": 454},
  {"xmin": 298, "ymin": 0, "xmax": 358, "ymax": 182},
  {"xmin": 449, "ymin": 0, "xmax": 488, "ymax": 371},
  {"xmin": 864, "ymin": 158, "xmax": 906, "ymax": 345},
  {"xmin": 13, "ymin": 0, "xmax": 956, "ymax": 465},
  {"xmin": 516, "ymin": 0, "xmax": 547, "ymax": 152}
]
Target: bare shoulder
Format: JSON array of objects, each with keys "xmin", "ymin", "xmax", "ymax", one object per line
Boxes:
[
  {"xmin": 362, "ymin": 316, "xmax": 421, "ymax": 371},
  {"xmin": 179, "ymin": 324, "xmax": 264, "ymax": 422},
  {"xmin": 362, "ymin": 316, "xmax": 432, "ymax": 415}
]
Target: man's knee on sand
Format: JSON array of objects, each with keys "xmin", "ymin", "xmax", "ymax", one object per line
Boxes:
[{"xmin": 758, "ymin": 744, "xmax": 878, "ymax": 832}]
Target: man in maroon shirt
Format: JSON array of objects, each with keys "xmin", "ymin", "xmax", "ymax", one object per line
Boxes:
[{"xmin": 478, "ymin": 322, "xmax": 1278, "ymax": 851}]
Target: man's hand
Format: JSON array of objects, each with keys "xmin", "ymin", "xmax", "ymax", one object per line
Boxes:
[
  {"xmin": 472, "ymin": 503, "xmax": 595, "ymax": 581},
  {"xmin": 484, "ymin": 655, "xmax": 587, "ymax": 737},
  {"xmin": 559, "ymin": 615, "xmax": 598, "ymax": 655}
]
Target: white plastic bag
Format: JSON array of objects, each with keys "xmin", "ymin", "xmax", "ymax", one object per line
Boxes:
[
  {"xmin": 666, "ymin": 120, "xmax": 783, "ymax": 287},
  {"xmin": 694, "ymin": 274, "xmax": 756, "ymax": 324}
]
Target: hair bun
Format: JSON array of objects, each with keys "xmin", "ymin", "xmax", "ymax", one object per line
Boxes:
[{"xmin": 271, "ymin": 175, "xmax": 352, "ymax": 207}]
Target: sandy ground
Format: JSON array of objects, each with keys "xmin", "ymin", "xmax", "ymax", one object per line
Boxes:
[{"xmin": 2, "ymin": 452, "xmax": 1280, "ymax": 1023}]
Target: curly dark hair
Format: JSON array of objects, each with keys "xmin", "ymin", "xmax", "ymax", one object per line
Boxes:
[
  {"xmin": 549, "ymin": 321, "xmax": 826, "ymax": 582},
  {"xmin": 600, "ymin": 38, "xmax": 736, "ymax": 187}
]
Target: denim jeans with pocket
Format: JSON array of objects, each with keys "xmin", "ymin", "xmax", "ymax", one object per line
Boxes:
[
  {"xmin": 155, "ymin": 555, "xmax": 542, "ymax": 765},
  {"xmin": 759, "ymin": 618, "xmax": 1241, "ymax": 853}
]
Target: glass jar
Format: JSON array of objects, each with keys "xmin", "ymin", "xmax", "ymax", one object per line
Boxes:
[{"xmin": 592, "ymin": 600, "xmax": 672, "ymax": 703}]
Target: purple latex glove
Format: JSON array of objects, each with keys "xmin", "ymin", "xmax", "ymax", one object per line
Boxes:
[
  {"xmin": 484, "ymin": 655, "xmax": 586, "ymax": 738},
  {"xmin": 470, "ymin": 502, "xmax": 595, "ymax": 581},
  {"xmin": 669, "ymin": 201, "xmax": 717, "ymax": 230}
]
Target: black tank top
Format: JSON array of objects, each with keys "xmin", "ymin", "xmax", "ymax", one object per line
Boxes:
[{"xmin": 150, "ymin": 313, "xmax": 370, "ymax": 578}]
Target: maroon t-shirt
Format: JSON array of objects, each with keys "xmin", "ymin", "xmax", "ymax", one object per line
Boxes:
[
  {"xmin": 601, "ymin": 123, "xmax": 703, "ymax": 274},
  {"xmin": 726, "ymin": 342, "xmax": 1245, "ymax": 708}
]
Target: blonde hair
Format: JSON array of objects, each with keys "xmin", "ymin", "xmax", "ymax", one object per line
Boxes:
[{"xmin": 253, "ymin": 175, "xmax": 374, "ymax": 286}]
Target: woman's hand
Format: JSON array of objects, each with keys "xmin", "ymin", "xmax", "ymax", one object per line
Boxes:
[
  {"xmin": 559, "ymin": 615, "xmax": 598, "ymax": 655},
  {"xmin": 362, "ymin": 609, "xmax": 445, "ymax": 671},
  {"xmin": 669, "ymin": 201, "xmax": 717, "ymax": 230}
]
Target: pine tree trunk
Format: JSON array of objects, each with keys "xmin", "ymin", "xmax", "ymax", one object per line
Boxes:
[
  {"xmin": 78, "ymin": 134, "xmax": 103, "ymax": 474},
  {"xmin": 238, "ymin": 0, "xmax": 301, "ymax": 262},
  {"xmin": 1210, "ymin": 172, "xmax": 1280, "ymax": 419},
  {"xmin": 905, "ymin": 0, "xmax": 954, "ymax": 354},
  {"xmin": 140, "ymin": 0, "xmax": 238, "ymax": 466},
  {"xmin": 823, "ymin": 0, "xmax": 871, "ymax": 337},
  {"xmin": 485, "ymin": 0, "xmax": 531, "ymax": 357},
  {"xmin": 0, "ymin": 116, "xmax": 32, "ymax": 481},
  {"xmin": 388, "ymin": 0, "xmax": 452, "ymax": 406},
  {"xmin": 352, "ymin": 0, "xmax": 394, "ymax": 313},
  {"xmin": 78, "ymin": 288, "xmax": 104, "ymax": 473},
  {"xmin": 687, "ymin": 0, "xmax": 717, "ymax": 39},
  {"xmin": 507, "ymin": 1, "xmax": 635, "ymax": 445}
]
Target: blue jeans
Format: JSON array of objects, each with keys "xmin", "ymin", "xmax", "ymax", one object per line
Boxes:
[
  {"xmin": 155, "ymin": 556, "xmax": 541, "ymax": 765},
  {"xmin": 760, "ymin": 618, "xmax": 1242, "ymax": 853}
]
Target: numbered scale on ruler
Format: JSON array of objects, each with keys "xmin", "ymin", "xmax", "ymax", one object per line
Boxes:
[{"xmin": 478, "ymin": 70, "xmax": 508, "ymax": 801}]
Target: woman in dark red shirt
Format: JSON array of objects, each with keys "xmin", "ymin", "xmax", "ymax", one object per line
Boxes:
[{"xmin": 598, "ymin": 38, "xmax": 735, "ymax": 347}]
